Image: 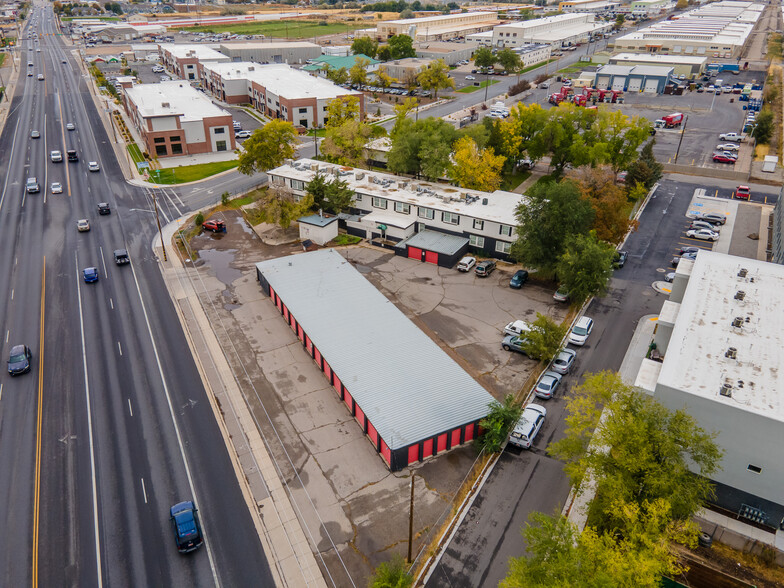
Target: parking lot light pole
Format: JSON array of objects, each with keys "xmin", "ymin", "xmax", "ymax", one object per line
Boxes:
[{"xmin": 674, "ymin": 114, "xmax": 688, "ymax": 164}]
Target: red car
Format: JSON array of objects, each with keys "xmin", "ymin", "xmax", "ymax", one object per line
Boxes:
[
  {"xmin": 712, "ymin": 153, "xmax": 736, "ymax": 164},
  {"xmin": 736, "ymin": 185, "xmax": 751, "ymax": 200},
  {"xmin": 202, "ymin": 219, "xmax": 226, "ymax": 233}
]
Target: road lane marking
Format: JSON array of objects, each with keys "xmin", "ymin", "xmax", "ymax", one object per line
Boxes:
[
  {"xmin": 99, "ymin": 247, "xmax": 107, "ymax": 278},
  {"xmin": 140, "ymin": 478, "xmax": 148, "ymax": 504},
  {"xmin": 10, "ymin": 289, "xmax": 13, "ymax": 301},
  {"xmin": 4, "ymin": 331, "xmax": 8, "ymax": 343},
  {"xmin": 0, "ymin": 119, "xmax": 21, "ymax": 213},
  {"xmin": 32, "ymin": 260, "xmax": 45, "ymax": 588},
  {"xmin": 117, "ymin": 341, "xmax": 122, "ymax": 356},
  {"xmin": 74, "ymin": 253, "xmax": 104, "ymax": 588},
  {"xmin": 127, "ymin": 399, "xmax": 133, "ymax": 417},
  {"xmin": 109, "ymin": 298, "xmax": 113, "ymax": 310}
]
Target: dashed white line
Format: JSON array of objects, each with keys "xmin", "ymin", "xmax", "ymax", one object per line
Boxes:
[
  {"xmin": 117, "ymin": 341, "xmax": 122, "ymax": 356},
  {"xmin": 127, "ymin": 398, "xmax": 133, "ymax": 417},
  {"xmin": 140, "ymin": 478, "xmax": 148, "ymax": 504},
  {"xmin": 109, "ymin": 298, "xmax": 113, "ymax": 310},
  {"xmin": 10, "ymin": 289, "xmax": 14, "ymax": 301}
]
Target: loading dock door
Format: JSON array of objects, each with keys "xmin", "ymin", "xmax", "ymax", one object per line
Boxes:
[
  {"xmin": 612, "ymin": 78, "xmax": 625, "ymax": 91},
  {"xmin": 643, "ymin": 79, "xmax": 659, "ymax": 93},
  {"xmin": 627, "ymin": 78, "xmax": 642, "ymax": 92},
  {"xmin": 408, "ymin": 246, "xmax": 422, "ymax": 260},
  {"xmin": 424, "ymin": 250, "xmax": 439, "ymax": 265}
]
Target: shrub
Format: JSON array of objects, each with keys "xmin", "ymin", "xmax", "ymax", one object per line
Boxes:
[
  {"xmin": 508, "ymin": 79, "xmax": 531, "ymax": 96},
  {"xmin": 221, "ymin": 191, "xmax": 230, "ymax": 205},
  {"xmin": 195, "ymin": 212, "xmax": 204, "ymax": 226}
]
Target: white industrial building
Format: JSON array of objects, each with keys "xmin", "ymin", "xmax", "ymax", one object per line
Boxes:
[
  {"xmin": 562, "ymin": 0, "xmax": 621, "ymax": 15},
  {"xmin": 608, "ymin": 52, "xmax": 708, "ymax": 76},
  {"xmin": 158, "ymin": 43, "xmax": 230, "ymax": 81},
  {"xmin": 636, "ymin": 251, "xmax": 784, "ymax": 529},
  {"xmin": 491, "ymin": 13, "xmax": 612, "ymax": 48},
  {"xmin": 267, "ymin": 159, "xmax": 524, "ymax": 260},
  {"xmin": 218, "ymin": 41, "xmax": 322, "ymax": 65},
  {"xmin": 513, "ymin": 43, "xmax": 553, "ymax": 68}
]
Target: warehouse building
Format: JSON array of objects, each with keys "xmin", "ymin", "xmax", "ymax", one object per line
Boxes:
[
  {"xmin": 492, "ymin": 13, "xmax": 612, "ymax": 48},
  {"xmin": 630, "ymin": 0, "xmax": 673, "ymax": 17},
  {"xmin": 371, "ymin": 11, "xmax": 500, "ymax": 42},
  {"xmin": 608, "ymin": 52, "xmax": 707, "ymax": 77},
  {"xmin": 158, "ymin": 43, "xmax": 229, "ymax": 81},
  {"xmin": 382, "ymin": 57, "xmax": 435, "ymax": 81},
  {"xmin": 301, "ymin": 54, "xmax": 381, "ymax": 76},
  {"xmin": 255, "ymin": 249, "xmax": 495, "ymax": 471},
  {"xmin": 414, "ymin": 41, "xmax": 479, "ymax": 66},
  {"xmin": 218, "ymin": 41, "xmax": 322, "ymax": 65},
  {"xmin": 267, "ymin": 159, "xmax": 524, "ymax": 260},
  {"xmin": 122, "ymin": 81, "xmax": 234, "ymax": 158},
  {"xmin": 636, "ymin": 251, "xmax": 784, "ymax": 533},
  {"xmin": 200, "ymin": 62, "xmax": 363, "ymax": 128},
  {"xmin": 561, "ymin": 0, "xmax": 621, "ymax": 15},
  {"xmin": 594, "ymin": 64, "xmax": 674, "ymax": 92},
  {"xmin": 513, "ymin": 43, "xmax": 553, "ymax": 68}
]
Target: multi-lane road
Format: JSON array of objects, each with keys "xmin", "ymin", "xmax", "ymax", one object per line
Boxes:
[{"xmin": 0, "ymin": 4, "xmax": 273, "ymax": 586}]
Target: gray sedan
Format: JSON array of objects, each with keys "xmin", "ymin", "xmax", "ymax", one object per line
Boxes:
[
  {"xmin": 534, "ymin": 370, "xmax": 563, "ymax": 400},
  {"xmin": 551, "ymin": 348, "xmax": 577, "ymax": 375}
]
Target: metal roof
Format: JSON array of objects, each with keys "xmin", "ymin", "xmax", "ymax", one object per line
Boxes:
[
  {"xmin": 298, "ymin": 214, "xmax": 338, "ymax": 227},
  {"xmin": 255, "ymin": 249, "xmax": 494, "ymax": 450},
  {"xmin": 396, "ymin": 230, "xmax": 469, "ymax": 256}
]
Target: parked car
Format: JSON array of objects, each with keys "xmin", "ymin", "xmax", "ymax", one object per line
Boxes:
[
  {"xmin": 456, "ymin": 256, "xmax": 476, "ymax": 272},
  {"xmin": 690, "ymin": 220, "xmax": 721, "ymax": 232},
  {"xmin": 712, "ymin": 153, "xmax": 736, "ymax": 164},
  {"xmin": 534, "ymin": 371, "xmax": 563, "ymax": 400},
  {"xmin": 504, "ymin": 320, "xmax": 531, "ymax": 337},
  {"xmin": 696, "ymin": 212, "xmax": 726, "ymax": 225},
  {"xmin": 719, "ymin": 132, "xmax": 744, "ymax": 142},
  {"xmin": 170, "ymin": 501, "xmax": 204, "ymax": 553},
  {"xmin": 735, "ymin": 185, "xmax": 751, "ymax": 200},
  {"xmin": 508, "ymin": 404, "xmax": 546, "ymax": 449},
  {"xmin": 502, "ymin": 335, "xmax": 531, "ymax": 356},
  {"xmin": 678, "ymin": 246, "xmax": 700, "ymax": 256},
  {"xmin": 553, "ymin": 287, "xmax": 569, "ymax": 303},
  {"xmin": 82, "ymin": 267, "xmax": 99, "ymax": 283},
  {"xmin": 551, "ymin": 348, "xmax": 577, "ymax": 375},
  {"xmin": 202, "ymin": 219, "xmax": 226, "ymax": 233},
  {"xmin": 465, "ymin": 75, "xmax": 475, "ymax": 80},
  {"xmin": 475, "ymin": 259, "xmax": 496, "ymax": 277},
  {"xmin": 664, "ymin": 271, "xmax": 676, "ymax": 282},
  {"xmin": 568, "ymin": 316, "xmax": 594, "ymax": 346},
  {"xmin": 7, "ymin": 344, "xmax": 32, "ymax": 376},
  {"xmin": 672, "ymin": 251, "xmax": 698, "ymax": 266},
  {"xmin": 235, "ymin": 130, "xmax": 252, "ymax": 139},
  {"xmin": 716, "ymin": 143, "xmax": 739, "ymax": 152},
  {"xmin": 613, "ymin": 250, "xmax": 628, "ymax": 268},
  {"xmin": 686, "ymin": 228, "xmax": 720, "ymax": 241},
  {"xmin": 509, "ymin": 269, "xmax": 529, "ymax": 289}
]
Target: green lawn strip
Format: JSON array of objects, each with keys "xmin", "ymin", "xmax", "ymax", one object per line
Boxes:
[
  {"xmin": 332, "ymin": 234, "xmax": 362, "ymax": 246},
  {"xmin": 457, "ymin": 80, "xmax": 499, "ymax": 93},
  {"xmin": 0, "ymin": 54, "xmax": 5, "ymax": 68},
  {"xmin": 500, "ymin": 169, "xmax": 531, "ymax": 191},
  {"xmin": 127, "ymin": 143, "xmax": 144, "ymax": 164},
  {"xmin": 150, "ymin": 160, "xmax": 239, "ymax": 184},
  {"xmin": 520, "ymin": 58, "xmax": 558, "ymax": 75},
  {"xmin": 226, "ymin": 193, "xmax": 258, "ymax": 208},
  {"xmin": 183, "ymin": 20, "xmax": 366, "ymax": 38}
]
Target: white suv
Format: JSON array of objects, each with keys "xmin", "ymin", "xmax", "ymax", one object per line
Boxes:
[
  {"xmin": 509, "ymin": 404, "xmax": 546, "ymax": 450},
  {"xmin": 568, "ymin": 316, "xmax": 594, "ymax": 346}
]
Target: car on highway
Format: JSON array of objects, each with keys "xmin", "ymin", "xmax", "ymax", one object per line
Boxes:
[
  {"xmin": 67, "ymin": 149, "xmax": 78, "ymax": 162},
  {"xmin": 27, "ymin": 71, "xmax": 33, "ymax": 77},
  {"xmin": 77, "ymin": 219, "xmax": 90, "ymax": 232},
  {"xmin": 114, "ymin": 249, "xmax": 130, "ymax": 265},
  {"xmin": 26, "ymin": 177, "xmax": 40, "ymax": 193},
  {"xmin": 51, "ymin": 182, "xmax": 62, "ymax": 194},
  {"xmin": 712, "ymin": 152, "xmax": 736, "ymax": 164},
  {"xmin": 456, "ymin": 256, "xmax": 476, "ymax": 272},
  {"xmin": 736, "ymin": 185, "xmax": 751, "ymax": 200},
  {"xmin": 170, "ymin": 501, "xmax": 204, "ymax": 553},
  {"xmin": 568, "ymin": 316, "xmax": 594, "ymax": 346},
  {"xmin": 509, "ymin": 269, "xmax": 529, "ymax": 289},
  {"xmin": 550, "ymin": 348, "xmax": 577, "ymax": 375},
  {"xmin": 696, "ymin": 212, "xmax": 726, "ymax": 225},
  {"xmin": 508, "ymin": 403, "xmax": 546, "ymax": 450},
  {"xmin": 202, "ymin": 219, "xmax": 226, "ymax": 233},
  {"xmin": 686, "ymin": 228, "xmax": 720, "ymax": 241},
  {"xmin": 553, "ymin": 287, "xmax": 569, "ymax": 303},
  {"xmin": 689, "ymin": 220, "xmax": 721, "ymax": 232},
  {"xmin": 501, "ymin": 334, "xmax": 531, "ymax": 356},
  {"xmin": 50, "ymin": 150, "xmax": 62, "ymax": 162},
  {"xmin": 475, "ymin": 259, "xmax": 496, "ymax": 277},
  {"xmin": 534, "ymin": 371, "xmax": 562, "ymax": 400},
  {"xmin": 37, "ymin": 73, "xmax": 44, "ymax": 80},
  {"xmin": 82, "ymin": 267, "xmax": 99, "ymax": 283},
  {"xmin": 30, "ymin": 130, "xmax": 40, "ymax": 139},
  {"xmin": 716, "ymin": 143, "xmax": 739, "ymax": 152},
  {"xmin": 66, "ymin": 122, "xmax": 75, "ymax": 130},
  {"xmin": 27, "ymin": 61, "xmax": 33, "ymax": 67},
  {"xmin": 97, "ymin": 202, "xmax": 110, "ymax": 215},
  {"xmin": 88, "ymin": 161, "xmax": 100, "ymax": 172},
  {"xmin": 62, "ymin": 59, "xmax": 67, "ymax": 64},
  {"xmin": 613, "ymin": 250, "xmax": 628, "ymax": 268},
  {"xmin": 7, "ymin": 344, "xmax": 32, "ymax": 376}
]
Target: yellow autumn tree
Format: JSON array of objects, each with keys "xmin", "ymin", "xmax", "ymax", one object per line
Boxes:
[{"xmin": 449, "ymin": 136, "xmax": 506, "ymax": 192}]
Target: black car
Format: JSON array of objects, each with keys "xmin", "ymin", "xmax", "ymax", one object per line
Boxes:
[
  {"xmin": 475, "ymin": 260, "xmax": 496, "ymax": 277},
  {"xmin": 67, "ymin": 149, "xmax": 78, "ymax": 162},
  {"xmin": 170, "ymin": 501, "xmax": 204, "ymax": 553},
  {"xmin": 114, "ymin": 249, "xmax": 130, "ymax": 265},
  {"xmin": 97, "ymin": 202, "xmax": 110, "ymax": 215},
  {"xmin": 509, "ymin": 269, "xmax": 529, "ymax": 289},
  {"xmin": 613, "ymin": 250, "xmax": 628, "ymax": 268},
  {"xmin": 8, "ymin": 344, "xmax": 32, "ymax": 376}
]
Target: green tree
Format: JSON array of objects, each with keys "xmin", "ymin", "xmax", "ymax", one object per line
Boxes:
[
  {"xmin": 399, "ymin": 7, "xmax": 414, "ymax": 18},
  {"xmin": 676, "ymin": 0, "xmax": 687, "ymax": 8},
  {"xmin": 449, "ymin": 136, "xmax": 505, "ymax": 191},
  {"xmin": 387, "ymin": 117, "xmax": 458, "ymax": 179},
  {"xmin": 529, "ymin": 104, "xmax": 593, "ymax": 176},
  {"xmin": 587, "ymin": 109, "xmax": 652, "ymax": 173},
  {"xmin": 625, "ymin": 138, "xmax": 662, "ymax": 189},
  {"xmin": 614, "ymin": 13, "xmax": 625, "ymax": 28},
  {"xmin": 751, "ymin": 109, "xmax": 774, "ymax": 144},
  {"xmin": 254, "ymin": 185, "xmax": 314, "ymax": 229},
  {"xmin": 477, "ymin": 394, "xmax": 522, "ymax": 454},
  {"xmin": 325, "ymin": 95, "xmax": 360, "ymax": 128},
  {"xmin": 549, "ymin": 371, "xmax": 722, "ymax": 534},
  {"xmin": 305, "ymin": 172, "xmax": 330, "ymax": 210},
  {"xmin": 377, "ymin": 44, "xmax": 391, "ymax": 61},
  {"xmin": 350, "ymin": 36, "xmax": 378, "ymax": 58},
  {"xmin": 521, "ymin": 313, "xmax": 569, "ymax": 363},
  {"xmin": 388, "ymin": 34, "xmax": 416, "ymax": 59},
  {"xmin": 555, "ymin": 231, "xmax": 615, "ymax": 304},
  {"xmin": 238, "ymin": 120, "xmax": 298, "ymax": 176},
  {"xmin": 375, "ymin": 66, "xmax": 397, "ymax": 89},
  {"xmin": 368, "ymin": 555, "xmax": 413, "ymax": 588},
  {"xmin": 416, "ymin": 59, "xmax": 455, "ymax": 100},
  {"xmin": 473, "ymin": 46, "xmax": 496, "ymax": 71},
  {"xmin": 322, "ymin": 119, "xmax": 385, "ymax": 166},
  {"xmin": 511, "ymin": 180, "xmax": 594, "ymax": 275},
  {"xmin": 496, "ymin": 47, "xmax": 522, "ymax": 78},
  {"xmin": 349, "ymin": 56, "xmax": 371, "ymax": 90},
  {"xmin": 324, "ymin": 177, "xmax": 355, "ymax": 213},
  {"xmin": 499, "ymin": 103, "xmax": 548, "ymax": 165},
  {"xmin": 326, "ymin": 66, "xmax": 349, "ymax": 86}
]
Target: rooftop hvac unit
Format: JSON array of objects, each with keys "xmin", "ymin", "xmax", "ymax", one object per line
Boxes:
[
  {"xmin": 732, "ymin": 317, "xmax": 744, "ymax": 328},
  {"xmin": 310, "ymin": 163, "xmax": 319, "ymax": 171},
  {"xmin": 738, "ymin": 268, "xmax": 748, "ymax": 278},
  {"xmin": 284, "ymin": 158, "xmax": 293, "ymax": 166},
  {"xmin": 161, "ymin": 102, "xmax": 170, "ymax": 108},
  {"xmin": 355, "ymin": 172, "xmax": 365, "ymax": 181},
  {"xmin": 734, "ymin": 290, "xmax": 746, "ymax": 301},
  {"xmin": 482, "ymin": 198, "xmax": 488, "ymax": 205},
  {"xmin": 725, "ymin": 347, "xmax": 738, "ymax": 360},
  {"xmin": 719, "ymin": 383, "xmax": 733, "ymax": 397},
  {"xmin": 399, "ymin": 181, "xmax": 407, "ymax": 189}
]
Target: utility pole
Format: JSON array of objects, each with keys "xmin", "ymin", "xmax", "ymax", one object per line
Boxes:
[
  {"xmin": 151, "ymin": 190, "xmax": 167, "ymax": 262},
  {"xmin": 673, "ymin": 114, "xmax": 688, "ymax": 164},
  {"xmin": 407, "ymin": 474, "xmax": 415, "ymax": 564}
]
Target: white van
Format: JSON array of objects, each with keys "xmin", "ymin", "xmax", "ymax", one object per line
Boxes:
[{"xmin": 504, "ymin": 320, "xmax": 532, "ymax": 337}]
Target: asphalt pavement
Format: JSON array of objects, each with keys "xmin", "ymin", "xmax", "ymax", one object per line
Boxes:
[{"xmin": 0, "ymin": 3, "xmax": 273, "ymax": 586}]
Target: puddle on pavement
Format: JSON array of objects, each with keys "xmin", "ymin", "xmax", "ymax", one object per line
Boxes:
[
  {"xmin": 234, "ymin": 216, "xmax": 254, "ymax": 235},
  {"xmin": 198, "ymin": 248, "xmax": 243, "ymax": 285},
  {"xmin": 354, "ymin": 264, "xmax": 373, "ymax": 274}
]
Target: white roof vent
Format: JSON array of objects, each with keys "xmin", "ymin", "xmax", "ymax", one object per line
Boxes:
[
  {"xmin": 734, "ymin": 290, "xmax": 746, "ymax": 301},
  {"xmin": 725, "ymin": 347, "xmax": 737, "ymax": 360},
  {"xmin": 732, "ymin": 317, "xmax": 743, "ymax": 328},
  {"xmin": 161, "ymin": 102, "xmax": 170, "ymax": 108},
  {"xmin": 738, "ymin": 268, "xmax": 748, "ymax": 278},
  {"xmin": 719, "ymin": 383, "xmax": 733, "ymax": 397}
]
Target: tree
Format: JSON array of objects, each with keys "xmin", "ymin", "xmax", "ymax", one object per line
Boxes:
[
  {"xmin": 587, "ymin": 109, "xmax": 652, "ymax": 174},
  {"xmin": 349, "ymin": 57, "xmax": 370, "ymax": 90},
  {"xmin": 368, "ymin": 555, "xmax": 413, "ymax": 588},
  {"xmin": 305, "ymin": 172, "xmax": 329, "ymax": 210},
  {"xmin": 254, "ymin": 185, "xmax": 314, "ymax": 229},
  {"xmin": 325, "ymin": 95, "xmax": 360, "ymax": 128},
  {"xmin": 416, "ymin": 59, "xmax": 455, "ymax": 100},
  {"xmin": 614, "ymin": 13, "xmax": 625, "ymax": 28},
  {"xmin": 752, "ymin": 109, "xmax": 774, "ymax": 144},
  {"xmin": 387, "ymin": 117, "xmax": 458, "ymax": 179},
  {"xmin": 375, "ymin": 66, "xmax": 397, "ymax": 89},
  {"xmin": 496, "ymin": 48, "xmax": 522, "ymax": 78},
  {"xmin": 377, "ymin": 44, "xmax": 391, "ymax": 62},
  {"xmin": 324, "ymin": 177, "xmax": 355, "ymax": 213},
  {"xmin": 449, "ymin": 136, "xmax": 505, "ymax": 191},
  {"xmin": 388, "ymin": 34, "xmax": 416, "ymax": 59},
  {"xmin": 529, "ymin": 104, "xmax": 594, "ymax": 176},
  {"xmin": 676, "ymin": 0, "xmax": 688, "ymax": 8},
  {"xmin": 478, "ymin": 394, "xmax": 522, "ymax": 453},
  {"xmin": 521, "ymin": 313, "xmax": 568, "ymax": 363},
  {"xmin": 499, "ymin": 103, "xmax": 549, "ymax": 164},
  {"xmin": 511, "ymin": 180, "xmax": 594, "ymax": 275},
  {"xmin": 238, "ymin": 120, "xmax": 298, "ymax": 176},
  {"xmin": 625, "ymin": 138, "xmax": 662, "ymax": 190},
  {"xmin": 322, "ymin": 119, "xmax": 385, "ymax": 167},
  {"xmin": 549, "ymin": 371, "xmax": 722, "ymax": 534},
  {"xmin": 570, "ymin": 167, "xmax": 637, "ymax": 243},
  {"xmin": 351, "ymin": 36, "xmax": 378, "ymax": 59},
  {"xmin": 398, "ymin": 7, "xmax": 414, "ymax": 18},
  {"xmin": 473, "ymin": 46, "xmax": 496, "ymax": 71},
  {"xmin": 555, "ymin": 231, "xmax": 615, "ymax": 304},
  {"xmin": 325, "ymin": 66, "xmax": 349, "ymax": 86}
]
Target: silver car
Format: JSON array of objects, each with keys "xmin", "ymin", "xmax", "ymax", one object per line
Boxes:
[
  {"xmin": 534, "ymin": 371, "xmax": 563, "ymax": 400},
  {"xmin": 509, "ymin": 404, "xmax": 546, "ymax": 450},
  {"xmin": 551, "ymin": 348, "xmax": 577, "ymax": 375},
  {"xmin": 686, "ymin": 228, "xmax": 719, "ymax": 241}
]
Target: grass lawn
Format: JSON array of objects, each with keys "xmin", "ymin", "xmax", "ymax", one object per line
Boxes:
[
  {"xmin": 520, "ymin": 58, "xmax": 558, "ymax": 75},
  {"xmin": 0, "ymin": 54, "xmax": 5, "ymax": 68},
  {"xmin": 184, "ymin": 20, "xmax": 367, "ymax": 39},
  {"xmin": 457, "ymin": 79, "xmax": 499, "ymax": 93},
  {"xmin": 150, "ymin": 160, "xmax": 239, "ymax": 185},
  {"xmin": 558, "ymin": 61, "xmax": 599, "ymax": 74},
  {"xmin": 127, "ymin": 143, "xmax": 144, "ymax": 165},
  {"xmin": 226, "ymin": 193, "xmax": 259, "ymax": 208},
  {"xmin": 500, "ymin": 170, "xmax": 532, "ymax": 192},
  {"xmin": 332, "ymin": 234, "xmax": 362, "ymax": 246},
  {"xmin": 306, "ymin": 128, "xmax": 327, "ymax": 137}
]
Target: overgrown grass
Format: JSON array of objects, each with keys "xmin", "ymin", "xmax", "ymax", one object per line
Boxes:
[
  {"xmin": 500, "ymin": 169, "xmax": 532, "ymax": 191},
  {"xmin": 558, "ymin": 61, "xmax": 599, "ymax": 74},
  {"xmin": 225, "ymin": 193, "xmax": 259, "ymax": 208},
  {"xmin": 332, "ymin": 234, "xmax": 362, "ymax": 246},
  {"xmin": 457, "ymin": 80, "xmax": 499, "ymax": 93},
  {"xmin": 127, "ymin": 143, "xmax": 144, "ymax": 165},
  {"xmin": 0, "ymin": 54, "xmax": 5, "ymax": 68},
  {"xmin": 184, "ymin": 20, "xmax": 367, "ymax": 39},
  {"xmin": 149, "ymin": 160, "xmax": 239, "ymax": 184},
  {"xmin": 768, "ymin": 33, "xmax": 783, "ymax": 61}
]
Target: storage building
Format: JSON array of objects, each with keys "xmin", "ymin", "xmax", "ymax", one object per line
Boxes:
[
  {"xmin": 255, "ymin": 249, "xmax": 494, "ymax": 471},
  {"xmin": 218, "ymin": 41, "xmax": 322, "ymax": 65},
  {"xmin": 594, "ymin": 64, "xmax": 674, "ymax": 92}
]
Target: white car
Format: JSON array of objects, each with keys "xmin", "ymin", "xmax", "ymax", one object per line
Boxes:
[
  {"xmin": 37, "ymin": 73, "xmax": 44, "ymax": 80},
  {"xmin": 456, "ymin": 256, "xmax": 476, "ymax": 272},
  {"xmin": 77, "ymin": 219, "xmax": 90, "ymax": 232},
  {"xmin": 719, "ymin": 132, "xmax": 744, "ymax": 142},
  {"xmin": 687, "ymin": 228, "xmax": 719, "ymax": 241},
  {"xmin": 50, "ymin": 150, "xmax": 62, "ymax": 162},
  {"xmin": 51, "ymin": 182, "xmax": 63, "ymax": 193},
  {"xmin": 509, "ymin": 404, "xmax": 546, "ymax": 450},
  {"xmin": 66, "ymin": 122, "xmax": 75, "ymax": 131},
  {"xmin": 568, "ymin": 316, "xmax": 594, "ymax": 346},
  {"xmin": 716, "ymin": 143, "xmax": 739, "ymax": 152},
  {"xmin": 465, "ymin": 75, "xmax": 475, "ymax": 80},
  {"xmin": 235, "ymin": 130, "xmax": 252, "ymax": 139},
  {"xmin": 88, "ymin": 161, "xmax": 100, "ymax": 172},
  {"xmin": 504, "ymin": 320, "xmax": 532, "ymax": 337}
]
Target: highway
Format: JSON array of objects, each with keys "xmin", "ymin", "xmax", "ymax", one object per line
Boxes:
[{"xmin": 0, "ymin": 3, "xmax": 273, "ymax": 586}]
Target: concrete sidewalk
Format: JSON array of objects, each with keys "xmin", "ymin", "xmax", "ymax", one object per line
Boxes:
[{"xmin": 152, "ymin": 219, "xmax": 326, "ymax": 588}]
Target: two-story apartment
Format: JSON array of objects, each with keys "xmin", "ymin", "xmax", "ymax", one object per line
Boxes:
[
  {"xmin": 158, "ymin": 43, "xmax": 229, "ymax": 81},
  {"xmin": 268, "ymin": 159, "xmax": 524, "ymax": 260}
]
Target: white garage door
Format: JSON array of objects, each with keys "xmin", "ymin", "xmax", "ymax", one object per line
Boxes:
[
  {"xmin": 627, "ymin": 78, "xmax": 642, "ymax": 92},
  {"xmin": 596, "ymin": 75, "xmax": 611, "ymax": 89},
  {"xmin": 643, "ymin": 79, "xmax": 659, "ymax": 93},
  {"xmin": 612, "ymin": 78, "xmax": 625, "ymax": 91}
]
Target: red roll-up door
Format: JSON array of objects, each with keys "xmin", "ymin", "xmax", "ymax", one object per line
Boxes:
[
  {"xmin": 355, "ymin": 404, "xmax": 365, "ymax": 429},
  {"xmin": 269, "ymin": 286, "xmax": 276, "ymax": 302},
  {"xmin": 408, "ymin": 246, "xmax": 422, "ymax": 260},
  {"xmin": 314, "ymin": 347, "xmax": 322, "ymax": 367},
  {"xmin": 297, "ymin": 323, "xmax": 304, "ymax": 341},
  {"xmin": 290, "ymin": 316, "xmax": 297, "ymax": 332},
  {"xmin": 324, "ymin": 362, "xmax": 332, "ymax": 382},
  {"xmin": 305, "ymin": 335, "xmax": 313, "ymax": 355},
  {"xmin": 437, "ymin": 433, "xmax": 447, "ymax": 453},
  {"xmin": 408, "ymin": 445, "xmax": 420, "ymax": 465},
  {"xmin": 422, "ymin": 439, "xmax": 434, "ymax": 459},
  {"xmin": 464, "ymin": 423, "xmax": 475, "ymax": 442},
  {"xmin": 283, "ymin": 304, "xmax": 289, "ymax": 322},
  {"xmin": 344, "ymin": 388, "xmax": 353, "ymax": 410},
  {"xmin": 367, "ymin": 421, "xmax": 378, "ymax": 447},
  {"xmin": 276, "ymin": 294, "xmax": 282, "ymax": 311},
  {"xmin": 334, "ymin": 375, "xmax": 342, "ymax": 394},
  {"xmin": 451, "ymin": 429, "xmax": 461, "ymax": 448},
  {"xmin": 380, "ymin": 440, "xmax": 391, "ymax": 465},
  {"xmin": 425, "ymin": 250, "xmax": 439, "ymax": 265}
]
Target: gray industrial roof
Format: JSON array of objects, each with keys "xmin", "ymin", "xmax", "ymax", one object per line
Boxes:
[
  {"xmin": 396, "ymin": 230, "xmax": 469, "ymax": 256},
  {"xmin": 298, "ymin": 214, "xmax": 338, "ymax": 227},
  {"xmin": 256, "ymin": 249, "xmax": 494, "ymax": 450}
]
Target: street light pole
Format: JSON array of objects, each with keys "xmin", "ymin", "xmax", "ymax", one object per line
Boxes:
[
  {"xmin": 673, "ymin": 114, "xmax": 688, "ymax": 164},
  {"xmin": 151, "ymin": 190, "xmax": 167, "ymax": 262}
]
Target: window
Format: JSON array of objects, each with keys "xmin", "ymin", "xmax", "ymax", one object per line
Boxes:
[
  {"xmin": 442, "ymin": 211, "xmax": 460, "ymax": 225},
  {"xmin": 171, "ymin": 143, "xmax": 183, "ymax": 154},
  {"xmin": 418, "ymin": 207, "xmax": 434, "ymax": 220},
  {"xmin": 216, "ymin": 140, "xmax": 227, "ymax": 152},
  {"xmin": 469, "ymin": 235, "xmax": 484, "ymax": 248},
  {"xmin": 499, "ymin": 224, "xmax": 513, "ymax": 237},
  {"xmin": 291, "ymin": 179, "xmax": 304, "ymax": 191},
  {"xmin": 355, "ymin": 193, "xmax": 362, "ymax": 202},
  {"xmin": 298, "ymin": 107, "xmax": 308, "ymax": 114},
  {"xmin": 155, "ymin": 144, "xmax": 168, "ymax": 156},
  {"xmin": 394, "ymin": 202, "xmax": 410, "ymax": 214},
  {"xmin": 473, "ymin": 219, "xmax": 484, "ymax": 231},
  {"xmin": 154, "ymin": 137, "xmax": 166, "ymax": 144},
  {"xmin": 496, "ymin": 241, "xmax": 511, "ymax": 254},
  {"xmin": 372, "ymin": 197, "xmax": 387, "ymax": 209},
  {"xmin": 170, "ymin": 135, "xmax": 181, "ymax": 143},
  {"xmin": 748, "ymin": 464, "xmax": 762, "ymax": 474},
  {"xmin": 214, "ymin": 127, "xmax": 225, "ymax": 134}
]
